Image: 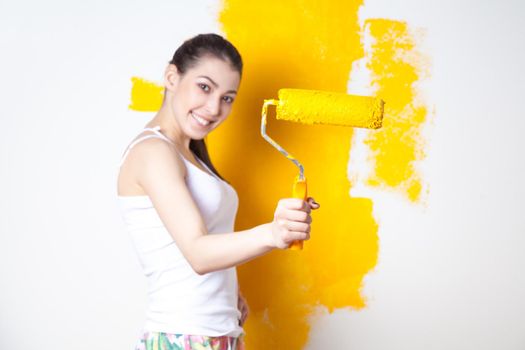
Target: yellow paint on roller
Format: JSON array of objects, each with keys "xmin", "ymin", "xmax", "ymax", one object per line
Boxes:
[
  {"xmin": 129, "ymin": 77, "xmax": 163, "ymax": 112},
  {"xmin": 364, "ymin": 19, "xmax": 428, "ymax": 201},
  {"xmin": 276, "ymin": 88, "xmax": 384, "ymax": 129}
]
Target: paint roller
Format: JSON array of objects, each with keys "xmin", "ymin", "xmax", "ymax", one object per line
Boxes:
[{"xmin": 261, "ymin": 88, "xmax": 385, "ymax": 250}]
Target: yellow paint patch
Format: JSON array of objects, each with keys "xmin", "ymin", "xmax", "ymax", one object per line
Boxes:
[
  {"xmin": 215, "ymin": 1, "xmax": 378, "ymax": 349},
  {"xmin": 364, "ymin": 19, "xmax": 428, "ymax": 201},
  {"xmin": 129, "ymin": 77, "xmax": 163, "ymax": 111}
]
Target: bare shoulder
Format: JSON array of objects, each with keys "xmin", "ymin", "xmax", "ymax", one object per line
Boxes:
[
  {"xmin": 118, "ymin": 135, "xmax": 209, "ymax": 268},
  {"xmin": 118, "ymin": 136, "xmax": 187, "ymax": 196}
]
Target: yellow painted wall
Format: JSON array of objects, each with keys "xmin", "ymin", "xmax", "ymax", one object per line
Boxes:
[{"xmin": 216, "ymin": 2, "xmax": 375, "ymax": 348}]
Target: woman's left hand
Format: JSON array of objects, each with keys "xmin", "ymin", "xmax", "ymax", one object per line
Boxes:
[{"xmin": 238, "ymin": 291, "xmax": 249, "ymax": 326}]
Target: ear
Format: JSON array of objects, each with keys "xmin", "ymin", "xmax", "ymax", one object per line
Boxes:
[{"xmin": 164, "ymin": 64, "xmax": 179, "ymax": 93}]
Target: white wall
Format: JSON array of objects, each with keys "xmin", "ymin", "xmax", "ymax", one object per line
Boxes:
[
  {"xmin": 307, "ymin": 1, "xmax": 525, "ymax": 349},
  {"xmin": 1, "ymin": 0, "xmax": 524, "ymax": 349}
]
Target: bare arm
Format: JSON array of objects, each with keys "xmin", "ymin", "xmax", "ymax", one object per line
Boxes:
[{"xmin": 131, "ymin": 139, "xmax": 317, "ymax": 274}]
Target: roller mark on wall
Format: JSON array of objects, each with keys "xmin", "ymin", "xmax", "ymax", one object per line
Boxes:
[
  {"xmin": 364, "ymin": 19, "xmax": 428, "ymax": 201},
  {"xmin": 128, "ymin": 77, "xmax": 163, "ymax": 112}
]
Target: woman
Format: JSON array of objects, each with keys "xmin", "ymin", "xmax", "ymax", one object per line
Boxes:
[{"xmin": 117, "ymin": 33, "xmax": 320, "ymax": 350}]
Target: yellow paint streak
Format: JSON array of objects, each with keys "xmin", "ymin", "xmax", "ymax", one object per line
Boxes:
[
  {"xmin": 129, "ymin": 77, "xmax": 163, "ymax": 111},
  {"xmin": 215, "ymin": 1, "xmax": 378, "ymax": 349},
  {"xmin": 364, "ymin": 19, "xmax": 428, "ymax": 201}
]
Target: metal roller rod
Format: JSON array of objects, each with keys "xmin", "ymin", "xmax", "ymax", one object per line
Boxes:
[{"xmin": 261, "ymin": 99, "xmax": 305, "ymax": 180}]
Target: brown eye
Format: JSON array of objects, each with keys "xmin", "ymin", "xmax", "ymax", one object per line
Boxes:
[
  {"xmin": 198, "ymin": 83, "xmax": 210, "ymax": 92},
  {"xmin": 223, "ymin": 96, "xmax": 234, "ymax": 104}
]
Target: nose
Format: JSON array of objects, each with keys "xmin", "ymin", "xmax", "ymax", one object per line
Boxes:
[{"xmin": 205, "ymin": 96, "xmax": 221, "ymax": 117}]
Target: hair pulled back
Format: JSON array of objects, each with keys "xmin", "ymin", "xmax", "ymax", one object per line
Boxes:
[
  {"xmin": 170, "ymin": 33, "xmax": 242, "ymax": 76},
  {"xmin": 169, "ymin": 34, "xmax": 242, "ymax": 182}
]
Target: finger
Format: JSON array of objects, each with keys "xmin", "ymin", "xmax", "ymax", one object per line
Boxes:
[
  {"xmin": 287, "ymin": 230, "xmax": 310, "ymax": 242},
  {"xmin": 283, "ymin": 220, "xmax": 311, "ymax": 233},
  {"xmin": 277, "ymin": 209, "xmax": 311, "ymax": 223},
  {"xmin": 239, "ymin": 308, "xmax": 245, "ymax": 325},
  {"xmin": 294, "ymin": 231, "xmax": 310, "ymax": 241},
  {"xmin": 307, "ymin": 197, "xmax": 320, "ymax": 209},
  {"xmin": 297, "ymin": 199, "xmax": 312, "ymax": 213},
  {"xmin": 280, "ymin": 198, "xmax": 306, "ymax": 210},
  {"xmin": 280, "ymin": 220, "xmax": 310, "ymax": 235},
  {"xmin": 241, "ymin": 306, "xmax": 248, "ymax": 325}
]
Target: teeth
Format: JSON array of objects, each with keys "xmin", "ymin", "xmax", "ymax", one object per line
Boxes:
[{"xmin": 192, "ymin": 113, "xmax": 210, "ymax": 126}]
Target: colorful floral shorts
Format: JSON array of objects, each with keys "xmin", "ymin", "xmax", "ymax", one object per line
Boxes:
[{"xmin": 134, "ymin": 331, "xmax": 245, "ymax": 350}]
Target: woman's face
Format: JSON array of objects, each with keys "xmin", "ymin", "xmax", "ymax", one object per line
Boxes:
[{"xmin": 168, "ymin": 56, "xmax": 241, "ymax": 140}]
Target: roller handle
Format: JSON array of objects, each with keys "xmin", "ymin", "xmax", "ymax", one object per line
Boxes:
[{"xmin": 290, "ymin": 176, "xmax": 308, "ymax": 250}]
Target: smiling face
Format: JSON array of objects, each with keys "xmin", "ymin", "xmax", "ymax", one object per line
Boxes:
[{"xmin": 165, "ymin": 56, "xmax": 241, "ymax": 141}]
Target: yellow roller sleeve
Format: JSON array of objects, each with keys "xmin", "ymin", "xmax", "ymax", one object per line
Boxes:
[{"xmin": 276, "ymin": 88, "xmax": 384, "ymax": 129}]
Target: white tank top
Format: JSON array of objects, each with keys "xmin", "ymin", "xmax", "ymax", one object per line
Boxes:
[{"xmin": 117, "ymin": 126, "xmax": 243, "ymax": 337}]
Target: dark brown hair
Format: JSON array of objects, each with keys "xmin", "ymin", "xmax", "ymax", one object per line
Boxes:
[{"xmin": 169, "ymin": 33, "xmax": 242, "ymax": 182}]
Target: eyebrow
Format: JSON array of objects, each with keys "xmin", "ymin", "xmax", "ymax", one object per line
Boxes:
[{"xmin": 197, "ymin": 75, "xmax": 237, "ymax": 94}]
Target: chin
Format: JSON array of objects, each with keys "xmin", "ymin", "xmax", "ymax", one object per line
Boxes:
[
  {"xmin": 187, "ymin": 129, "xmax": 209, "ymax": 141},
  {"xmin": 189, "ymin": 125, "xmax": 217, "ymax": 140},
  {"xmin": 191, "ymin": 135, "xmax": 207, "ymax": 141}
]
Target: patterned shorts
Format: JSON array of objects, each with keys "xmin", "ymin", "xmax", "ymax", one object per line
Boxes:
[{"xmin": 134, "ymin": 331, "xmax": 245, "ymax": 350}]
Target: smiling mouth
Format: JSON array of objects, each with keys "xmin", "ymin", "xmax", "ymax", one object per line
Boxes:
[{"xmin": 191, "ymin": 112, "xmax": 212, "ymax": 126}]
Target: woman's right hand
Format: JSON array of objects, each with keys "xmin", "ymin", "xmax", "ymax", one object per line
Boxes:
[{"xmin": 270, "ymin": 197, "xmax": 320, "ymax": 249}]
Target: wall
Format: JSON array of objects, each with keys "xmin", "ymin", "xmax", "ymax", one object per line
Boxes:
[{"xmin": 1, "ymin": 0, "xmax": 524, "ymax": 349}]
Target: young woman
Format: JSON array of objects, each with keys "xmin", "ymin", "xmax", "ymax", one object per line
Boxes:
[{"xmin": 117, "ymin": 33, "xmax": 320, "ymax": 350}]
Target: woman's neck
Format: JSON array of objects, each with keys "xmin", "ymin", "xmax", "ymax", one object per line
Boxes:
[{"xmin": 148, "ymin": 107, "xmax": 191, "ymax": 150}]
